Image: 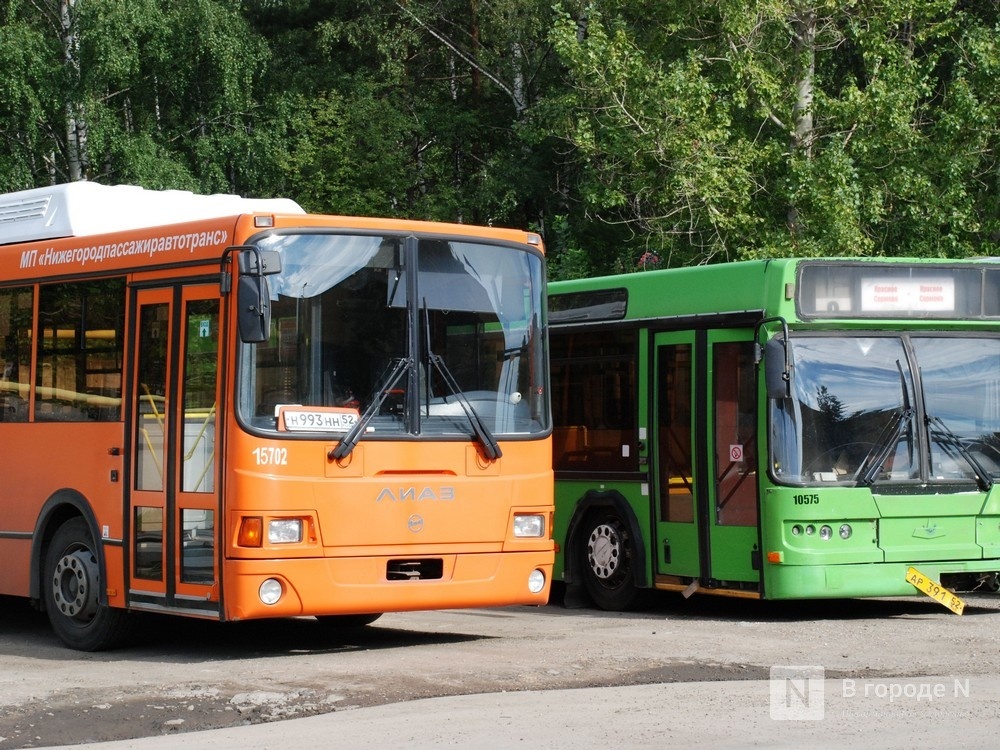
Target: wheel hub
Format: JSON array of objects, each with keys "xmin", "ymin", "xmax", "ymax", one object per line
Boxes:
[
  {"xmin": 52, "ymin": 549, "xmax": 99, "ymax": 620},
  {"xmin": 587, "ymin": 523, "xmax": 621, "ymax": 580}
]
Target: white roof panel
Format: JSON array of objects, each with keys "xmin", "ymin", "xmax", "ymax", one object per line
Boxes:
[{"xmin": 0, "ymin": 182, "xmax": 304, "ymax": 244}]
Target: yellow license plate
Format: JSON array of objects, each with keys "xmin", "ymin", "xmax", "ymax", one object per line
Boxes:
[{"xmin": 906, "ymin": 567, "xmax": 965, "ymax": 615}]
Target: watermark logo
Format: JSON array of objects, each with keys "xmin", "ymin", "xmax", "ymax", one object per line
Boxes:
[{"xmin": 770, "ymin": 665, "xmax": 825, "ymax": 720}]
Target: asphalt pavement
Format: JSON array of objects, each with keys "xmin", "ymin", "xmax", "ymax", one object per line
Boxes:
[{"xmin": 45, "ymin": 676, "xmax": 1000, "ymax": 749}]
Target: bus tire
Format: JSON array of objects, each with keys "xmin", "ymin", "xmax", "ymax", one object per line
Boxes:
[
  {"xmin": 43, "ymin": 517, "xmax": 131, "ymax": 651},
  {"xmin": 580, "ymin": 509, "xmax": 640, "ymax": 611}
]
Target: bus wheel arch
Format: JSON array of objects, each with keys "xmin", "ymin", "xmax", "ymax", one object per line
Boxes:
[
  {"xmin": 32, "ymin": 492, "xmax": 130, "ymax": 651},
  {"xmin": 30, "ymin": 490, "xmax": 98, "ymax": 604},
  {"xmin": 565, "ymin": 491, "xmax": 647, "ymax": 611}
]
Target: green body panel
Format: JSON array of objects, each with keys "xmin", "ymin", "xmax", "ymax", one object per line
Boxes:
[
  {"xmin": 765, "ymin": 558, "xmax": 1000, "ymax": 599},
  {"xmin": 761, "ymin": 486, "xmax": 884, "ymax": 568},
  {"xmin": 879, "ymin": 516, "xmax": 979, "ymax": 562},
  {"xmin": 761, "ymin": 486, "xmax": 1000, "ymax": 597},
  {"xmin": 706, "ymin": 526, "xmax": 759, "ymax": 581}
]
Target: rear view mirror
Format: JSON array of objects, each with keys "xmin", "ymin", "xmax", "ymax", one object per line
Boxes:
[
  {"xmin": 237, "ymin": 274, "xmax": 270, "ymax": 343},
  {"xmin": 764, "ymin": 336, "xmax": 793, "ymax": 399},
  {"xmin": 229, "ymin": 248, "xmax": 282, "ymax": 343}
]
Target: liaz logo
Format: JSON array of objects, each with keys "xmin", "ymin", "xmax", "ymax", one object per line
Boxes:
[{"xmin": 376, "ymin": 487, "xmax": 456, "ymax": 503}]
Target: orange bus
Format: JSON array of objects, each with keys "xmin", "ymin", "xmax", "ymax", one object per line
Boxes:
[{"xmin": 0, "ymin": 182, "xmax": 553, "ymax": 650}]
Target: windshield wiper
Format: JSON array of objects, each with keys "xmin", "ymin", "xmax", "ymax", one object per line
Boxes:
[
  {"xmin": 423, "ymin": 303, "xmax": 502, "ymax": 460},
  {"xmin": 857, "ymin": 360, "xmax": 915, "ymax": 487},
  {"xmin": 329, "ymin": 357, "xmax": 411, "ymax": 461},
  {"xmin": 926, "ymin": 415, "xmax": 993, "ymax": 491},
  {"xmin": 857, "ymin": 407, "xmax": 914, "ymax": 487}
]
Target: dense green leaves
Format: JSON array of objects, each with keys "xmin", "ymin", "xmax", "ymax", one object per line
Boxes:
[
  {"xmin": 1, "ymin": 0, "xmax": 998, "ymax": 276},
  {"xmin": 0, "ymin": 10, "xmax": 55, "ymax": 188},
  {"xmin": 545, "ymin": 1, "xmax": 1000, "ymax": 269}
]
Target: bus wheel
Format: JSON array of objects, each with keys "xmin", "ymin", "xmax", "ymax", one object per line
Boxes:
[
  {"xmin": 581, "ymin": 510, "xmax": 639, "ymax": 611},
  {"xmin": 43, "ymin": 517, "xmax": 131, "ymax": 651},
  {"xmin": 315, "ymin": 613, "xmax": 383, "ymax": 628}
]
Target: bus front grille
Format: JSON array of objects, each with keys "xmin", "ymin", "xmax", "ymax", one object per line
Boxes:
[{"xmin": 387, "ymin": 559, "xmax": 444, "ymax": 581}]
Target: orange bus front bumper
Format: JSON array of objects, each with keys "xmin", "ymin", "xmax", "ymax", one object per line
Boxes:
[{"xmin": 222, "ymin": 551, "xmax": 553, "ymax": 621}]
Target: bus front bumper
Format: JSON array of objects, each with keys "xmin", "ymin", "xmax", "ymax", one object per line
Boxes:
[
  {"xmin": 223, "ymin": 551, "xmax": 554, "ymax": 620},
  {"xmin": 764, "ymin": 559, "xmax": 1000, "ymax": 599}
]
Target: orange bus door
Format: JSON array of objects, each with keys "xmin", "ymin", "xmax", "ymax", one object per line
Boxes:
[{"xmin": 128, "ymin": 285, "xmax": 221, "ymax": 617}]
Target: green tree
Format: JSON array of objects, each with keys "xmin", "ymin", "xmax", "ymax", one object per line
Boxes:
[
  {"xmin": 248, "ymin": 0, "xmax": 562, "ymax": 228},
  {"xmin": 0, "ymin": 0, "xmax": 277, "ymax": 192},
  {"xmin": 4, "ymin": 0, "xmax": 999, "ymax": 280},
  {"xmin": 543, "ymin": 0, "xmax": 1000, "ymax": 274},
  {"xmin": 0, "ymin": 1, "xmax": 57, "ymax": 188}
]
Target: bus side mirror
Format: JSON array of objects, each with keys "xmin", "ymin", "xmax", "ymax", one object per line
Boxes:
[
  {"xmin": 229, "ymin": 248, "xmax": 281, "ymax": 344},
  {"xmin": 237, "ymin": 275, "xmax": 270, "ymax": 343},
  {"xmin": 764, "ymin": 337, "xmax": 793, "ymax": 400}
]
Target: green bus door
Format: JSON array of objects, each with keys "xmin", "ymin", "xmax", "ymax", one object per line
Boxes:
[
  {"xmin": 705, "ymin": 333, "xmax": 760, "ymax": 587},
  {"xmin": 653, "ymin": 332, "xmax": 701, "ymax": 579},
  {"xmin": 653, "ymin": 331, "xmax": 760, "ymax": 591}
]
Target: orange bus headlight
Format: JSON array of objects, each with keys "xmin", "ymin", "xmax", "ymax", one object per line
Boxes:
[
  {"xmin": 268, "ymin": 519, "xmax": 303, "ymax": 544},
  {"xmin": 513, "ymin": 514, "xmax": 545, "ymax": 538}
]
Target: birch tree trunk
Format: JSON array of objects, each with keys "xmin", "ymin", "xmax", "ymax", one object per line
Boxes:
[
  {"xmin": 787, "ymin": 5, "xmax": 816, "ymax": 236},
  {"xmin": 60, "ymin": 0, "xmax": 88, "ymax": 181}
]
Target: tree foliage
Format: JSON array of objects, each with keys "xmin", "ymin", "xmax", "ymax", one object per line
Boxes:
[
  {"xmin": 544, "ymin": 0, "xmax": 1000, "ymax": 270},
  {"xmin": 1, "ymin": 0, "xmax": 998, "ymax": 277}
]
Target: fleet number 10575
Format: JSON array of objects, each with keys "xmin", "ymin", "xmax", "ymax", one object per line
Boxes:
[{"xmin": 793, "ymin": 494, "xmax": 820, "ymax": 505}]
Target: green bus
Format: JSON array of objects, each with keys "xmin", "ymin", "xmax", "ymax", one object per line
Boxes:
[{"xmin": 549, "ymin": 257, "xmax": 1000, "ymax": 609}]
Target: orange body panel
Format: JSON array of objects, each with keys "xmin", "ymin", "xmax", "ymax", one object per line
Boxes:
[
  {"xmin": 222, "ymin": 433, "xmax": 553, "ymax": 618},
  {"xmin": 0, "ymin": 422, "xmax": 125, "ymax": 597}
]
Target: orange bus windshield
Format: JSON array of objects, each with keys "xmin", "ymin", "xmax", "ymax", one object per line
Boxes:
[{"xmin": 237, "ymin": 231, "xmax": 550, "ymax": 440}]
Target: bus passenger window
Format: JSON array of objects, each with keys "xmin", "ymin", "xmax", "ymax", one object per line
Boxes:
[
  {"xmin": 550, "ymin": 329, "xmax": 638, "ymax": 472},
  {"xmin": 36, "ymin": 279, "xmax": 125, "ymax": 422},
  {"xmin": 0, "ymin": 287, "xmax": 32, "ymax": 422}
]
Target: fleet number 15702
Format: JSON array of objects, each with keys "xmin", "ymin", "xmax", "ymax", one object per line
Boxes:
[{"xmin": 252, "ymin": 447, "xmax": 288, "ymax": 465}]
